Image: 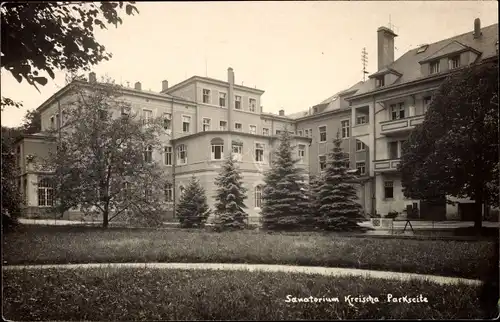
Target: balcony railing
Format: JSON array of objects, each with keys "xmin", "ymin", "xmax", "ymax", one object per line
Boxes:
[
  {"xmin": 373, "ymin": 158, "xmax": 400, "ymax": 173},
  {"xmin": 380, "ymin": 115, "xmax": 424, "ymax": 135}
]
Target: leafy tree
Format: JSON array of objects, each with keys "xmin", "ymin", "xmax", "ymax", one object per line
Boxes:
[
  {"xmin": 400, "ymin": 60, "xmax": 499, "ymax": 230},
  {"xmin": 317, "ymin": 131, "xmax": 364, "ymax": 231},
  {"xmin": 260, "ymin": 128, "xmax": 308, "ymax": 231},
  {"xmin": 21, "ymin": 110, "xmax": 42, "ymax": 134},
  {"xmin": 176, "ymin": 176, "xmax": 211, "ymax": 228},
  {"xmin": 1, "ymin": 127, "xmax": 23, "ymax": 232},
  {"xmin": 213, "ymin": 153, "xmax": 248, "ymax": 231},
  {"xmin": 45, "ymin": 78, "xmax": 169, "ymax": 228},
  {"xmin": 1, "ymin": 2, "xmax": 139, "ymax": 108}
]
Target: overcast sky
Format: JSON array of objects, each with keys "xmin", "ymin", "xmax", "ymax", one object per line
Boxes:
[{"xmin": 1, "ymin": 1, "xmax": 498, "ymax": 128}]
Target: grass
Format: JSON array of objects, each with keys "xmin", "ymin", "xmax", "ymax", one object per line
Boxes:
[
  {"xmin": 3, "ymin": 225, "xmax": 497, "ymax": 281},
  {"xmin": 3, "ymin": 267, "xmax": 497, "ymax": 320}
]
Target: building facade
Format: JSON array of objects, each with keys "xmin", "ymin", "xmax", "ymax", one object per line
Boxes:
[{"xmin": 15, "ymin": 18, "xmax": 498, "ymax": 222}]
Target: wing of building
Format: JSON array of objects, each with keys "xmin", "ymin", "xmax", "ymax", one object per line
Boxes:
[{"xmin": 14, "ymin": 17, "xmax": 498, "ymax": 223}]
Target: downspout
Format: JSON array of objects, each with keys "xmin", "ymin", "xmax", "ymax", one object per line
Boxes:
[
  {"xmin": 371, "ymin": 95, "xmax": 377, "ymax": 216},
  {"xmin": 171, "ymin": 97, "xmax": 176, "ymax": 220}
]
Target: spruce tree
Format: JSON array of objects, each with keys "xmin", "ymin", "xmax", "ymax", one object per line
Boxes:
[
  {"xmin": 318, "ymin": 131, "xmax": 364, "ymax": 231},
  {"xmin": 213, "ymin": 153, "xmax": 248, "ymax": 231},
  {"xmin": 260, "ymin": 128, "xmax": 308, "ymax": 231},
  {"xmin": 176, "ymin": 176, "xmax": 211, "ymax": 228},
  {"xmin": 305, "ymin": 173, "xmax": 323, "ymax": 229}
]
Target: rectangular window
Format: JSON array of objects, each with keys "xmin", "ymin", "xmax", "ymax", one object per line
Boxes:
[
  {"xmin": 255, "ymin": 143, "xmax": 264, "ymax": 162},
  {"xmin": 145, "ymin": 187, "xmax": 153, "ymax": 202},
  {"xmin": 262, "ymin": 128, "xmax": 269, "ymax": 136},
  {"xmin": 319, "ymin": 126, "xmax": 327, "ymax": 142},
  {"xmin": 308, "ymin": 129, "xmax": 312, "ymax": 138},
  {"xmin": 219, "ymin": 120, "xmax": 227, "ymax": 131},
  {"xmin": 430, "ymin": 61, "xmax": 440, "ymax": 74},
  {"xmin": 235, "ymin": 95, "xmax": 241, "ymax": 110},
  {"xmin": 55, "ymin": 114, "xmax": 60, "ymax": 128},
  {"xmin": 163, "ymin": 113, "xmax": 172, "ymax": 130},
  {"xmin": 177, "ymin": 145, "xmax": 187, "ymax": 165},
  {"xmin": 219, "ymin": 92, "xmax": 226, "ymax": 107},
  {"xmin": 164, "ymin": 146, "xmax": 172, "ymax": 166},
  {"xmin": 165, "ymin": 183, "xmax": 173, "ymax": 202},
  {"xmin": 356, "ymin": 115, "xmax": 367, "ymax": 125},
  {"xmin": 298, "ymin": 130, "xmax": 303, "ymax": 136},
  {"xmin": 376, "ymin": 76, "xmax": 385, "ymax": 88},
  {"xmin": 121, "ymin": 106, "xmax": 130, "ymax": 116},
  {"xmin": 389, "ymin": 141, "xmax": 399, "ymax": 159},
  {"xmin": 390, "ymin": 103, "xmax": 405, "ymax": 120},
  {"xmin": 304, "ymin": 129, "xmax": 309, "ymax": 137},
  {"xmin": 319, "ymin": 155, "xmax": 327, "ymax": 170},
  {"xmin": 448, "ymin": 55, "xmax": 460, "ymax": 70},
  {"xmin": 249, "ymin": 98, "xmax": 256, "ymax": 112},
  {"xmin": 50, "ymin": 116, "xmax": 55, "ymax": 129},
  {"xmin": 203, "ymin": 89, "xmax": 211, "ymax": 104},
  {"xmin": 202, "ymin": 118, "xmax": 211, "ymax": 131},
  {"xmin": 423, "ymin": 96, "xmax": 432, "ymax": 113},
  {"xmin": 142, "ymin": 109, "xmax": 153, "ymax": 124},
  {"xmin": 384, "ymin": 181, "xmax": 394, "ymax": 199},
  {"xmin": 276, "ymin": 130, "xmax": 282, "ymax": 135},
  {"xmin": 182, "ymin": 116, "xmax": 191, "ymax": 133},
  {"xmin": 399, "ymin": 140, "xmax": 407, "ymax": 157},
  {"xmin": 341, "ymin": 120, "xmax": 350, "ymax": 138},
  {"xmin": 249, "ymin": 125, "xmax": 257, "ymax": 134},
  {"xmin": 211, "ymin": 144, "xmax": 224, "ymax": 160},
  {"xmin": 356, "ymin": 162, "xmax": 366, "ymax": 175},
  {"xmin": 232, "ymin": 144, "xmax": 242, "ymax": 157},
  {"xmin": 144, "ymin": 145, "xmax": 153, "ymax": 163},
  {"xmin": 254, "ymin": 186, "xmax": 262, "ymax": 208},
  {"xmin": 356, "ymin": 140, "xmax": 366, "ymax": 151},
  {"xmin": 37, "ymin": 178, "xmax": 54, "ymax": 207},
  {"xmin": 235, "ymin": 123, "xmax": 242, "ymax": 132},
  {"xmin": 298, "ymin": 144, "xmax": 306, "ymax": 163}
]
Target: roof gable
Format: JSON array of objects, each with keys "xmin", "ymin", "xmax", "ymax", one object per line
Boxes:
[{"xmin": 419, "ymin": 40, "xmax": 476, "ymax": 63}]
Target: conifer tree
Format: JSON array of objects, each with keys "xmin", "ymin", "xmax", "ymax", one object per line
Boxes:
[
  {"xmin": 305, "ymin": 173, "xmax": 323, "ymax": 229},
  {"xmin": 318, "ymin": 131, "xmax": 364, "ymax": 231},
  {"xmin": 176, "ymin": 176, "xmax": 211, "ymax": 228},
  {"xmin": 260, "ymin": 128, "xmax": 308, "ymax": 231},
  {"xmin": 213, "ymin": 152, "xmax": 248, "ymax": 231}
]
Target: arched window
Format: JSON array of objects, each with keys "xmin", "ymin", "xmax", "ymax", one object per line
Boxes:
[
  {"xmin": 254, "ymin": 185, "xmax": 262, "ymax": 208},
  {"xmin": 210, "ymin": 137, "xmax": 224, "ymax": 160},
  {"xmin": 38, "ymin": 177, "xmax": 54, "ymax": 207}
]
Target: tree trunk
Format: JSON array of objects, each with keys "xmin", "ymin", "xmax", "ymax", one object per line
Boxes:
[{"xmin": 103, "ymin": 202, "xmax": 109, "ymax": 229}]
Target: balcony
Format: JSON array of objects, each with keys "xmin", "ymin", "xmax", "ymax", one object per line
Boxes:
[
  {"xmin": 373, "ymin": 158, "xmax": 401, "ymax": 173},
  {"xmin": 380, "ymin": 115, "xmax": 424, "ymax": 136}
]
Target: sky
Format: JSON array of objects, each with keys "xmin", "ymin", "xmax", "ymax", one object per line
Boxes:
[{"xmin": 1, "ymin": 1, "xmax": 498, "ymax": 128}]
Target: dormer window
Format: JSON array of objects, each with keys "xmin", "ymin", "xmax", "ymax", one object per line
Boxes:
[
  {"xmin": 429, "ymin": 61, "xmax": 440, "ymax": 74},
  {"xmin": 375, "ymin": 76, "xmax": 385, "ymax": 88},
  {"xmin": 448, "ymin": 55, "xmax": 460, "ymax": 70},
  {"xmin": 313, "ymin": 107, "xmax": 318, "ymax": 114},
  {"xmin": 416, "ymin": 44, "xmax": 429, "ymax": 54}
]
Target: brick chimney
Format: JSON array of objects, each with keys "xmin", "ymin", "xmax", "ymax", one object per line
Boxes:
[
  {"xmin": 134, "ymin": 82, "xmax": 141, "ymax": 90},
  {"xmin": 162, "ymin": 80, "xmax": 169, "ymax": 91},
  {"xmin": 88, "ymin": 72, "xmax": 96, "ymax": 83},
  {"xmin": 473, "ymin": 18, "xmax": 482, "ymax": 39},
  {"xmin": 279, "ymin": 109, "xmax": 285, "ymax": 116},
  {"xmin": 377, "ymin": 26, "xmax": 398, "ymax": 70}
]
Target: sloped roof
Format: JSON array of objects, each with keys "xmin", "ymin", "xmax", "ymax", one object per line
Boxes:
[
  {"xmin": 353, "ymin": 23, "xmax": 498, "ymax": 97},
  {"xmin": 287, "ymin": 81, "xmax": 365, "ymax": 119}
]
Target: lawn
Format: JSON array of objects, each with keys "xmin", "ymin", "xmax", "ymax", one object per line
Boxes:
[
  {"xmin": 3, "ymin": 267, "xmax": 496, "ymax": 320},
  {"xmin": 3, "ymin": 225, "xmax": 497, "ymax": 280}
]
